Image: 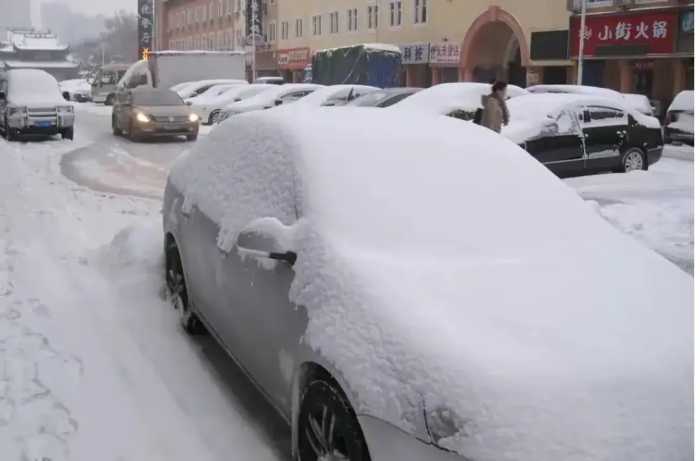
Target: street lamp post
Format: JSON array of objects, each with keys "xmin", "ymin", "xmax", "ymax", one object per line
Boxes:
[
  {"xmin": 577, "ymin": 0, "xmax": 587, "ymax": 85},
  {"xmin": 251, "ymin": 0, "xmax": 258, "ymax": 82}
]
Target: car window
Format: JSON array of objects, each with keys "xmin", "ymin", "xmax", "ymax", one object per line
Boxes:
[
  {"xmin": 132, "ymin": 90, "xmax": 184, "ymax": 106},
  {"xmin": 379, "ymin": 93, "xmax": 414, "ymax": 108},
  {"xmin": 281, "ymin": 90, "xmax": 314, "ymax": 103},
  {"xmin": 447, "ymin": 109, "xmax": 473, "ymax": 121},
  {"xmin": 583, "ymin": 106, "xmax": 626, "ymax": 127}
]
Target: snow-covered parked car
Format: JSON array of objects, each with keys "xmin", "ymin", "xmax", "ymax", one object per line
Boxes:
[
  {"xmin": 190, "ymin": 84, "xmax": 272, "ymax": 125},
  {"xmin": 504, "ymin": 93, "xmax": 663, "ymax": 176},
  {"xmin": 294, "ymin": 84, "xmax": 380, "ymax": 107},
  {"xmin": 390, "ymin": 82, "xmax": 526, "ymax": 120},
  {"xmin": 216, "ymin": 83, "xmax": 323, "ymax": 122},
  {"xmin": 528, "ymin": 84, "xmax": 626, "ymax": 101},
  {"xmin": 59, "ymin": 78, "xmax": 92, "ymax": 102},
  {"xmin": 163, "ymin": 107, "xmax": 691, "ymax": 461},
  {"xmin": 622, "ymin": 93, "xmax": 655, "ymax": 116},
  {"xmin": 665, "ymin": 90, "xmax": 694, "ymax": 146},
  {"xmin": 184, "ymin": 82, "xmax": 239, "ymax": 106},
  {"xmin": 347, "ymin": 87, "xmax": 423, "ymax": 108},
  {"xmin": 175, "ymin": 79, "xmax": 248, "ymax": 100},
  {"xmin": 0, "ymin": 69, "xmax": 75, "ymax": 141}
]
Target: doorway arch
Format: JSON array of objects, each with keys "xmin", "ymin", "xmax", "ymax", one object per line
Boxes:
[{"xmin": 460, "ymin": 6, "xmax": 529, "ymax": 87}]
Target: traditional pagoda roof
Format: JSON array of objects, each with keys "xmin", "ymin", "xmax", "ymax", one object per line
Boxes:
[{"xmin": 9, "ymin": 30, "xmax": 69, "ymax": 51}]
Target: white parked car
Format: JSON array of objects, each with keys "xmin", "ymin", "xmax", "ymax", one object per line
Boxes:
[
  {"xmin": 184, "ymin": 83, "xmax": 240, "ymax": 106},
  {"xmin": 164, "ymin": 106, "xmax": 691, "ymax": 461},
  {"xmin": 0, "ymin": 69, "xmax": 75, "ymax": 141},
  {"xmin": 527, "ymin": 84, "xmax": 626, "ymax": 102},
  {"xmin": 665, "ymin": 90, "xmax": 694, "ymax": 146},
  {"xmin": 217, "ymin": 83, "xmax": 323, "ymax": 121},
  {"xmin": 390, "ymin": 82, "xmax": 526, "ymax": 120},
  {"xmin": 176, "ymin": 79, "xmax": 248, "ymax": 99},
  {"xmin": 191, "ymin": 84, "xmax": 273, "ymax": 125},
  {"xmin": 294, "ymin": 84, "xmax": 380, "ymax": 107},
  {"xmin": 59, "ymin": 78, "xmax": 92, "ymax": 102}
]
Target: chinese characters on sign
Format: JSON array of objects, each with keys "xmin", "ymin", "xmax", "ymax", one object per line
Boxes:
[
  {"xmin": 571, "ymin": 11, "xmax": 677, "ymax": 56},
  {"xmin": 429, "ymin": 42, "xmax": 461, "ymax": 65},
  {"xmin": 277, "ymin": 48, "xmax": 311, "ymax": 70},
  {"xmin": 138, "ymin": 0, "xmax": 154, "ymax": 60},
  {"xmin": 400, "ymin": 43, "xmax": 430, "ymax": 64}
]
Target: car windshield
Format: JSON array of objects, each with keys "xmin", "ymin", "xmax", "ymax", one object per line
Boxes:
[{"xmin": 133, "ymin": 90, "xmax": 183, "ymax": 106}]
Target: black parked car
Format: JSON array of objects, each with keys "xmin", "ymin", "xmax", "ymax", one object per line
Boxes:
[
  {"xmin": 112, "ymin": 87, "xmax": 199, "ymax": 141},
  {"xmin": 505, "ymin": 93, "xmax": 663, "ymax": 177}
]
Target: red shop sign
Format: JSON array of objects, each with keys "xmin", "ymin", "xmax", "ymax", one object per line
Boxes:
[
  {"xmin": 570, "ymin": 11, "xmax": 677, "ymax": 56},
  {"xmin": 277, "ymin": 47, "xmax": 310, "ymax": 70}
]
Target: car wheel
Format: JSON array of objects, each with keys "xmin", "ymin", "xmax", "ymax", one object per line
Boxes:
[
  {"xmin": 298, "ymin": 379, "xmax": 371, "ymax": 461},
  {"xmin": 621, "ymin": 148, "xmax": 646, "ymax": 173},
  {"xmin": 186, "ymin": 133, "xmax": 198, "ymax": 142},
  {"xmin": 5, "ymin": 120, "xmax": 15, "ymax": 141},
  {"xmin": 112, "ymin": 114, "xmax": 120, "ymax": 136},
  {"xmin": 208, "ymin": 111, "xmax": 219, "ymax": 125},
  {"xmin": 61, "ymin": 127, "xmax": 74, "ymax": 140},
  {"xmin": 165, "ymin": 239, "xmax": 206, "ymax": 335},
  {"xmin": 105, "ymin": 94, "xmax": 114, "ymax": 106}
]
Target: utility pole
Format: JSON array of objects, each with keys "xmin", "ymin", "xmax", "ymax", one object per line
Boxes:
[
  {"xmin": 577, "ymin": 0, "xmax": 587, "ymax": 85},
  {"xmin": 251, "ymin": 0, "xmax": 258, "ymax": 82}
]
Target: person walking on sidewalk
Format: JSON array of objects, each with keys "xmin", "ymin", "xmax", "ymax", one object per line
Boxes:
[{"xmin": 480, "ymin": 81, "xmax": 509, "ymax": 133}]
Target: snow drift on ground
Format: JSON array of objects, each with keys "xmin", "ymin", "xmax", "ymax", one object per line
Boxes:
[{"xmin": 170, "ymin": 107, "xmax": 692, "ymax": 461}]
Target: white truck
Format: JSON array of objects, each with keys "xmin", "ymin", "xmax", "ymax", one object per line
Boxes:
[{"xmin": 118, "ymin": 51, "xmax": 247, "ymax": 91}]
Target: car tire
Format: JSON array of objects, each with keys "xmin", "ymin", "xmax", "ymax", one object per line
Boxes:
[
  {"xmin": 186, "ymin": 134, "xmax": 198, "ymax": 142},
  {"xmin": 297, "ymin": 378, "xmax": 371, "ymax": 461},
  {"xmin": 207, "ymin": 111, "xmax": 219, "ymax": 125},
  {"xmin": 105, "ymin": 94, "xmax": 114, "ymax": 106},
  {"xmin": 126, "ymin": 120, "xmax": 139, "ymax": 142},
  {"xmin": 112, "ymin": 114, "xmax": 120, "ymax": 136},
  {"xmin": 61, "ymin": 127, "xmax": 74, "ymax": 141},
  {"xmin": 620, "ymin": 148, "xmax": 646, "ymax": 173},
  {"xmin": 165, "ymin": 239, "xmax": 206, "ymax": 335},
  {"xmin": 5, "ymin": 121, "xmax": 15, "ymax": 141}
]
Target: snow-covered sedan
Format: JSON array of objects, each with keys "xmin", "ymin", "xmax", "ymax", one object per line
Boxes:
[
  {"xmin": 347, "ymin": 87, "xmax": 423, "ymax": 108},
  {"xmin": 665, "ymin": 90, "xmax": 694, "ymax": 146},
  {"xmin": 390, "ymin": 82, "xmax": 526, "ymax": 120},
  {"xmin": 504, "ymin": 93, "xmax": 663, "ymax": 177},
  {"xmin": 163, "ymin": 107, "xmax": 691, "ymax": 461},
  {"xmin": 176, "ymin": 79, "xmax": 248, "ymax": 100},
  {"xmin": 0, "ymin": 69, "xmax": 75, "ymax": 141},
  {"xmin": 59, "ymin": 78, "xmax": 91, "ymax": 102},
  {"xmin": 190, "ymin": 84, "xmax": 273, "ymax": 125},
  {"xmin": 217, "ymin": 83, "xmax": 323, "ymax": 121},
  {"xmin": 294, "ymin": 84, "xmax": 380, "ymax": 107}
]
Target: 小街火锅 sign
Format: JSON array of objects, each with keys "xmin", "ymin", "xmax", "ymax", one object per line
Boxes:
[
  {"xmin": 570, "ymin": 10, "xmax": 678, "ymax": 57},
  {"xmin": 138, "ymin": 0, "xmax": 154, "ymax": 59}
]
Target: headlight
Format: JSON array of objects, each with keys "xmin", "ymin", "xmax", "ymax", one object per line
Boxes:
[
  {"xmin": 188, "ymin": 113, "xmax": 199, "ymax": 123},
  {"xmin": 135, "ymin": 112, "xmax": 151, "ymax": 123},
  {"xmin": 7, "ymin": 106, "xmax": 27, "ymax": 116},
  {"xmin": 57, "ymin": 105, "xmax": 73, "ymax": 113}
]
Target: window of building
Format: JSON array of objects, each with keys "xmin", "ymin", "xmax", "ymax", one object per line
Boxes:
[
  {"xmin": 414, "ymin": 0, "xmax": 427, "ymax": 24},
  {"xmin": 312, "ymin": 15, "xmax": 322, "ymax": 35},
  {"xmin": 295, "ymin": 18, "xmax": 303, "ymax": 37},
  {"xmin": 390, "ymin": 2, "xmax": 402, "ymax": 27},
  {"xmin": 330, "ymin": 11, "xmax": 339, "ymax": 33},
  {"xmin": 281, "ymin": 21, "xmax": 289, "ymax": 40},
  {"xmin": 368, "ymin": 5, "xmax": 378, "ymax": 29},
  {"xmin": 347, "ymin": 8, "xmax": 358, "ymax": 31},
  {"xmin": 268, "ymin": 22, "xmax": 277, "ymax": 41}
]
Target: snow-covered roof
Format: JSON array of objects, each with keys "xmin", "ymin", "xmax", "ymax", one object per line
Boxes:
[
  {"xmin": 527, "ymin": 84, "xmax": 625, "ymax": 102},
  {"xmin": 391, "ymin": 82, "xmax": 525, "ymax": 115},
  {"xmin": 9, "ymin": 31, "xmax": 68, "ymax": 51},
  {"xmin": 622, "ymin": 93, "xmax": 654, "ymax": 116},
  {"xmin": 668, "ymin": 90, "xmax": 694, "ymax": 112},
  {"xmin": 3, "ymin": 60, "xmax": 78, "ymax": 69},
  {"xmin": 5, "ymin": 69, "xmax": 66, "ymax": 105},
  {"xmin": 170, "ymin": 107, "xmax": 692, "ymax": 461}
]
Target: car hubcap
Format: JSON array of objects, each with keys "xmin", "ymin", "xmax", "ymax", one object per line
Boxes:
[
  {"xmin": 304, "ymin": 406, "xmax": 349, "ymax": 461},
  {"xmin": 624, "ymin": 151, "xmax": 644, "ymax": 172}
]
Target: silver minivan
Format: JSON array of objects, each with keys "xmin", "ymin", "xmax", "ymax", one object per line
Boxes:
[{"xmin": 0, "ymin": 69, "xmax": 75, "ymax": 141}]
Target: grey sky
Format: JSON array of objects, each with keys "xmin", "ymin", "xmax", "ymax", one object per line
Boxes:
[{"xmin": 35, "ymin": 0, "xmax": 136, "ymax": 17}]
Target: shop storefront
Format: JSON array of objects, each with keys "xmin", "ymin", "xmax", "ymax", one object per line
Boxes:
[
  {"xmin": 429, "ymin": 42, "xmax": 461, "ymax": 84},
  {"xmin": 400, "ymin": 43, "xmax": 431, "ymax": 87},
  {"xmin": 570, "ymin": 7, "xmax": 693, "ymax": 110},
  {"xmin": 277, "ymin": 47, "xmax": 311, "ymax": 83}
]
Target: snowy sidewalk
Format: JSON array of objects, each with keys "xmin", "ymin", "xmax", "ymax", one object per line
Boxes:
[{"xmin": 0, "ymin": 136, "xmax": 285, "ymax": 461}]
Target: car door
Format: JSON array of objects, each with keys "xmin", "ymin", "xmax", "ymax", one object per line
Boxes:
[
  {"xmin": 581, "ymin": 105, "xmax": 628, "ymax": 171},
  {"xmin": 523, "ymin": 109, "xmax": 585, "ymax": 176}
]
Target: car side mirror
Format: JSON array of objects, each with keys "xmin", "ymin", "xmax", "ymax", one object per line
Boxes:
[
  {"xmin": 274, "ymin": 98, "xmax": 283, "ymax": 106},
  {"xmin": 62, "ymin": 91, "xmax": 70, "ymax": 101},
  {"xmin": 235, "ymin": 217, "xmax": 297, "ymax": 266}
]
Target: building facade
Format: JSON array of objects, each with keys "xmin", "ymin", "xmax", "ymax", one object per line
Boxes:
[
  {"xmin": 570, "ymin": 0, "xmax": 693, "ymax": 110},
  {"xmin": 0, "ymin": 29, "xmax": 79, "ymax": 80}
]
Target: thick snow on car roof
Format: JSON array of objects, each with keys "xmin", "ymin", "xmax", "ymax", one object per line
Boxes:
[
  {"xmin": 527, "ymin": 84, "xmax": 625, "ymax": 101},
  {"xmin": 391, "ymin": 82, "xmax": 525, "ymax": 115},
  {"xmin": 668, "ymin": 90, "xmax": 694, "ymax": 112},
  {"xmin": 226, "ymin": 83, "xmax": 323, "ymax": 110},
  {"xmin": 294, "ymin": 84, "xmax": 379, "ymax": 106},
  {"xmin": 170, "ymin": 107, "xmax": 691, "ymax": 461},
  {"xmin": 6, "ymin": 69, "xmax": 65, "ymax": 105}
]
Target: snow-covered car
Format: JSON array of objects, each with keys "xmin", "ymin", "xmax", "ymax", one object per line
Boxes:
[
  {"xmin": 0, "ymin": 69, "xmax": 75, "ymax": 141},
  {"xmin": 254, "ymin": 76, "xmax": 285, "ymax": 85},
  {"xmin": 163, "ymin": 107, "xmax": 691, "ymax": 461},
  {"xmin": 622, "ymin": 93, "xmax": 655, "ymax": 116},
  {"xmin": 505, "ymin": 93, "xmax": 663, "ymax": 176},
  {"xmin": 665, "ymin": 90, "xmax": 694, "ymax": 146},
  {"xmin": 527, "ymin": 84, "xmax": 626, "ymax": 101},
  {"xmin": 191, "ymin": 84, "xmax": 273, "ymax": 125},
  {"xmin": 59, "ymin": 78, "xmax": 92, "ymax": 102},
  {"xmin": 347, "ymin": 87, "xmax": 423, "ymax": 108},
  {"xmin": 217, "ymin": 83, "xmax": 323, "ymax": 121},
  {"xmin": 112, "ymin": 87, "xmax": 199, "ymax": 142},
  {"xmin": 294, "ymin": 84, "xmax": 380, "ymax": 107},
  {"xmin": 91, "ymin": 62, "xmax": 131, "ymax": 105},
  {"xmin": 184, "ymin": 83, "xmax": 239, "ymax": 106},
  {"xmin": 390, "ymin": 82, "xmax": 526, "ymax": 120},
  {"xmin": 176, "ymin": 79, "xmax": 248, "ymax": 100}
]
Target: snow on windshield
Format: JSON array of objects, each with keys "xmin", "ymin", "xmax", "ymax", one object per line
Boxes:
[
  {"xmin": 8, "ymin": 69, "xmax": 65, "ymax": 105},
  {"xmin": 669, "ymin": 90, "xmax": 694, "ymax": 112}
]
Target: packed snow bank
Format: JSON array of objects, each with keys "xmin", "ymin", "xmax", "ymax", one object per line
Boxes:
[{"xmin": 170, "ymin": 107, "xmax": 692, "ymax": 461}]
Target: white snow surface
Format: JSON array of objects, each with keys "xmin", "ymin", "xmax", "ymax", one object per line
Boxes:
[
  {"xmin": 669, "ymin": 112, "xmax": 695, "ymax": 133},
  {"xmin": 224, "ymin": 84, "xmax": 324, "ymax": 113},
  {"xmin": 176, "ymin": 79, "xmax": 248, "ymax": 99},
  {"xmin": 294, "ymin": 85, "xmax": 379, "ymax": 106},
  {"xmin": 527, "ymin": 84, "xmax": 626, "ymax": 102},
  {"xmin": 170, "ymin": 107, "xmax": 692, "ymax": 461},
  {"xmin": 623, "ymin": 93, "xmax": 654, "ymax": 115},
  {"xmin": 668, "ymin": 90, "xmax": 694, "ymax": 112},
  {"xmin": 5, "ymin": 69, "xmax": 67, "ymax": 106}
]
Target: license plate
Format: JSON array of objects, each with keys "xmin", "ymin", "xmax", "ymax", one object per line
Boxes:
[{"xmin": 36, "ymin": 121, "xmax": 53, "ymax": 128}]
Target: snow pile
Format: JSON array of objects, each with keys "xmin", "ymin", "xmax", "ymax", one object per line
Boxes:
[{"xmin": 170, "ymin": 107, "xmax": 692, "ymax": 460}]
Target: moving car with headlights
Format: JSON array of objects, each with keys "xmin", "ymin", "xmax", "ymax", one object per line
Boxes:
[
  {"xmin": 112, "ymin": 87, "xmax": 199, "ymax": 141},
  {"xmin": 164, "ymin": 107, "xmax": 691, "ymax": 461},
  {"xmin": 0, "ymin": 69, "xmax": 75, "ymax": 141},
  {"xmin": 390, "ymin": 82, "xmax": 526, "ymax": 120},
  {"xmin": 504, "ymin": 93, "xmax": 663, "ymax": 177},
  {"xmin": 91, "ymin": 62, "xmax": 131, "ymax": 105},
  {"xmin": 294, "ymin": 84, "xmax": 379, "ymax": 107},
  {"xmin": 217, "ymin": 83, "xmax": 323, "ymax": 122},
  {"xmin": 347, "ymin": 87, "xmax": 422, "ymax": 108},
  {"xmin": 191, "ymin": 84, "xmax": 273, "ymax": 125},
  {"xmin": 665, "ymin": 90, "xmax": 694, "ymax": 146}
]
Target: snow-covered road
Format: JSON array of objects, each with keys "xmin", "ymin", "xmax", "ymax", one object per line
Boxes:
[{"xmin": 0, "ymin": 103, "xmax": 693, "ymax": 460}]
